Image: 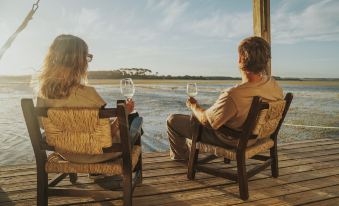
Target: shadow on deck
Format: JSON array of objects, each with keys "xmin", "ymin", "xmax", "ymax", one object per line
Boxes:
[{"xmin": 1, "ymin": 138, "xmax": 339, "ymax": 205}]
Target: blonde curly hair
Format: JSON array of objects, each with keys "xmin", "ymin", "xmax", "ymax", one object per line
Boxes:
[{"xmin": 39, "ymin": 34, "xmax": 89, "ymax": 99}]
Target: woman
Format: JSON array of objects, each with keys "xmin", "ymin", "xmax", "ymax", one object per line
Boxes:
[{"xmin": 37, "ymin": 34, "xmax": 135, "ymax": 164}]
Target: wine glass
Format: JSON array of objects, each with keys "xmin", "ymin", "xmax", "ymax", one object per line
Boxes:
[
  {"xmin": 120, "ymin": 78, "xmax": 135, "ymax": 99},
  {"xmin": 120, "ymin": 78, "xmax": 136, "ymax": 113},
  {"xmin": 186, "ymin": 83, "xmax": 198, "ymax": 97}
]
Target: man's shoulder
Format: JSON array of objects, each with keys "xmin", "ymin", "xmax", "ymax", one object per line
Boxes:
[
  {"xmin": 230, "ymin": 76, "xmax": 281, "ymax": 93},
  {"xmin": 223, "ymin": 83, "xmax": 248, "ymax": 97}
]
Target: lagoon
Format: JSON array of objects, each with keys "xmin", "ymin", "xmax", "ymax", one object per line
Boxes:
[{"xmin": 0, "ymin": 79, "xmax": 338, "ymax": 165}]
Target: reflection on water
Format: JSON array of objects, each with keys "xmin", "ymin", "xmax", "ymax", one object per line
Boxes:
[{"xmin": 0, "ymin": 81, "xmax": 338, "ymax": 165}]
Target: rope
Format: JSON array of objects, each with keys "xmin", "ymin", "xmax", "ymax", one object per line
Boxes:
[
  {"xmin": 0, "ymin": 0, "xmax": 40, "ymax": 61},
  {"xmin": 283, "ymin": 123, "xmax": 339, "ymax": 130}
]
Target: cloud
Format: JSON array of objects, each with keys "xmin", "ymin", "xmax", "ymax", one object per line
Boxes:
[
  {"xmin": 58, "ymin": 8, "xmax": 108, "ymax": 40},
  {"xmin": 58, "ymin": 6, "xmax": 161, "ymax": 44},
  {"xmin": 147, "ymin": 0, "xmax": 189, "ymax": 28},
  {"xmin": 186, "ymin": 0, "xmax": 339, "ymax": 44},
  {"xmin": 272, "ymin": 0, "xmax": 339, "ymax": 43},
  {"xmin": 185, "ymin": 11, "xmax": 252, "ymax": 40}
]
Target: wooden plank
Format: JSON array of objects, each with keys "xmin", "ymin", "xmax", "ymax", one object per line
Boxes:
[
  {"xmin": 71, "ymin": 171, "xmax": 339, "ymax": 206},
  {"xmin": 278, "ymin": 139, "xmax": 339, "ymax": 150},
  {"xmin": 2, "ymin": 154, "xmax": 339, "ymax": 197},
  {"xmin": 278, "ymin": 138, "xmax": 333, "ymax": 146},
  {"xmin": 253, "ymin": 0, "xmax": 271, "ymax": 42},
  {"xmin": 2, "ymin": 157, "xmax": 339, "ymax": 205},
  {"xmin": 0, "ymin": 138, "xmax": 334, "ymax": 171},
  {"xmin": 1, "ymin": 141, "xmax": 338, "ymax": 180},
  {"xmin": 11, "ymin": 182, "xmax": 339, "ymax": 206},
  {"xmin": 0, "ymin": 146, "xmax": 338, "ymax": 187},
  {"xmin": 1, "ymin": 145, "xmax": 339, "ymax": 189},
  {"xmin": 234, "ymin": 185, "xmax": 339, "ymax": 206},
  {"xmin": 8, "ymin": 168, "xmax": 339, "ymax": 206},
  {"xmin": 1, "ymin": 139, "xmax": 339, "ymax": 205},
  {"xmin": 139, "ymin": 162, "xmax": 339, "ymax": 196},
  {"xmin": 130, "ymin": 176, "xmax": 339, "ymax": 206},
  {"xmin": 0, "ymin": 138, "xmax": 336, "ymax": 173},
  {"xmin": 253, "ymin": 0, "xmax": 271, "ymax": 75},
  {"xmin": 300, "ymin": 197, "xmax": 339, "ymax": 206}
]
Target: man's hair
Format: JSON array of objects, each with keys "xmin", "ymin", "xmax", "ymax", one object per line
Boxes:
[{"xmin": 238, "ymin": 36, "xmax": 271, "ymax": 74}]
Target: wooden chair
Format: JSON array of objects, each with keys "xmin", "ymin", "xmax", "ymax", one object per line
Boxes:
[
  {"xmin": 21, "ymin": 99, "xmax": 143, "ymax": 206},
  {"xmin": 187, "ymin": 93, "xmax": 293, "ymax": 200}
]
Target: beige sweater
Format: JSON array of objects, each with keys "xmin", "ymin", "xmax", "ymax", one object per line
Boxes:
[{"xmin": 205, "ymin": 76, "xmax": 284, "ymax": 146}]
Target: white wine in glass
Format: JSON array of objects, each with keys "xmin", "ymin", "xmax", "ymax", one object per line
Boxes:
[
  {"xmin": 120, "ymin": 78, "xmax": 135, "ymax": 99},
  {"xmin": 186, "ymin": 83, "xmax": 198, "ymax": 97}
]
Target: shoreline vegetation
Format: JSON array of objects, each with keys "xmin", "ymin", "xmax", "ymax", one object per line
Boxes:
[{"xmin": 0, "ymin": 69, "xmax": 338, "ymax": 86}]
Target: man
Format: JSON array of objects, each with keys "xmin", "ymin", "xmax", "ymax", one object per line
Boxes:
[{"xmin": 167, "ymin": 36, "xmax": 283, "ymax": 161}]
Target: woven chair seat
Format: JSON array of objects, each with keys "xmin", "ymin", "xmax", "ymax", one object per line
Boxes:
[
  {"xmin": 45, "ymin": 146, "xmax": 141, "ymax": 175},
  {"xmin": 192, "ymin": 138, "xmax": 274, "ymax": 161}
]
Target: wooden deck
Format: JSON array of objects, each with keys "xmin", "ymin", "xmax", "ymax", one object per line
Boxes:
[{"xmin": 1, "ymin": 138, "xmax": 339, "ymax": 206}]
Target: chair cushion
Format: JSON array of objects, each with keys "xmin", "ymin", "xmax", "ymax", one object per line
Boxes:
[
  {"xmin": 193, "ymin": 138, "xmax": 274, "ymax": 160},
  {"xmin": 45, "ymin": 146, "xmax": 141, "ymax": 175},
  {"xmin": 253, "ymin": 100, "xmax": 286, "ymax": 139},
  {"xmin": 42, "ymin": 108, "xmax": 112, "ymax": 155}
]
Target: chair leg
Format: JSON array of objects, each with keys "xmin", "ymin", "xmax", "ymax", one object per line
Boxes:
[
  {"xmin": 69, "ymin": 173, "xmax": 78, "ymax": 183},
  {"xmin": 270, "ymin": 146, "xmax": 279, "ymax": 178},
  {"xmin": 187, "ymin": 148, "xmax": 199, "ymax": 180},
  {"xmin": 134, "ymin": 134, "xmax": 143, "ymax": 184},
  {"xmin": 136, "ymin": 153, "xmax": 143, "ymax": 184},
  {"xmin": 123, "ymin": 171, "xmax": 133, "ymax": 206},
  {"xmin": 236, "ymin": 156, "xmax": 249, "ymax": 200},
  {"xmin": 37, "ymin": 169, "xmax": 48, "ymax": 206}
]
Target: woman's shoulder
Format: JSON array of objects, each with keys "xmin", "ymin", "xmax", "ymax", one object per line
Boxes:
[
  {"xmin": 74, "ymin": 85, "xmax": 106, "ymax": 107},
  {"xmin": 76, "ymin": 85, "xmax": 96, "ymax": 93},
  {"xmin": 75, "ymin": 85, "xmax": 101, "ymax": 97}
]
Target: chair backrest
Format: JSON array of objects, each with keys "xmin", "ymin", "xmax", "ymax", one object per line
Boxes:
[
  {"xmin": 239, "ymin": 93, "xmax": 293, "ymax": 147},
  {"xmin": 252, "ymin": 100, "xmax": 286, "ymax": 139},
  {"xmin": 41, "ymin": 108, "xmax": 113, "ymax": 155},
  {"xmin": 21, "ymin": 99, "xmax": 130, "ymax": 157}
]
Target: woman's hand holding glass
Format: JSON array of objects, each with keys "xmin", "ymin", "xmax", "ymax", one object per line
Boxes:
[
  {"xmin": 120, "ymin": 78, "xmax": 136, "ymax": 114},
  {"xmin": 126, "ymin": 99, "xmax": 135, "ymax": 114}
]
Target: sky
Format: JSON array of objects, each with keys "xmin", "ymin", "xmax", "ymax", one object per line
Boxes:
[{"xmin": 0, "ymin": 0, "xmax": 338, "ymax": 78}]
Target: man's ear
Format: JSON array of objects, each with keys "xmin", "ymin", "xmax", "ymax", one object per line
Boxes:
[{"xmin": 238, "ymin": 53, "xmax": 244, "ymax": 65}]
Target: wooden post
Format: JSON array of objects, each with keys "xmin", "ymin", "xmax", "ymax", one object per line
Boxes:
[{"xmin": 253, "ymin": 0, "xmax": 271, "ymax": 76}]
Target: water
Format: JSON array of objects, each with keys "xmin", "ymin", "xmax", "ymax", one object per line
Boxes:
[{"xmin": 0, "ymin": 80, "xmax": 338, "ymax": 165}]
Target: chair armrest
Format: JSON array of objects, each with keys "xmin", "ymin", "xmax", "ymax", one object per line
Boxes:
[
  {"xmin": 129, "ymin": 117, "xmax": 143, "ymax": 145},
  {"xmin": 99, "ymin": 108, "xmax": 117, "ymax": 118}
]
